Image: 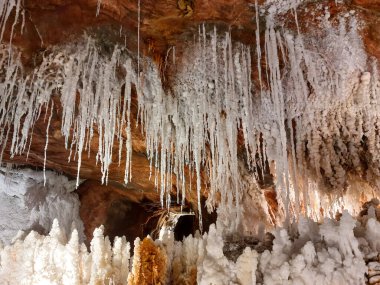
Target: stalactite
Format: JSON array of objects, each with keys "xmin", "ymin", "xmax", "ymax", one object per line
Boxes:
[
  {"xmin": 43, "ymin": 100, "xmax": 54, "ymax": 186},
  {"xmin": 0, "ymin": 1, "xmax": 378, "ymax": 230},
  {"xmin": 96, "ymin": 0, "xmax": 102, "ymax": 17}
]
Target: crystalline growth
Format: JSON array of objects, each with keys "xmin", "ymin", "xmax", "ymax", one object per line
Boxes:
[
  {"xmin": 0, "ymin": 38, "xmax": 138, "ymax": 189},
  {"xmin": 0, "ymin": 210, "xmax": 378, "ymax": 284},
  {"xmin": 0, "ymin": 220, "xmax": 131, "ymax": 285},
  {"xmin": 0, "ymin": 167, "xmax": 84, "ymax": 245}
]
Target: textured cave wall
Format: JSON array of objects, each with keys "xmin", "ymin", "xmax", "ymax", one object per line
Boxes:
[{"xmin": 77, "ymin": 180, "xmax": 215, "ymax": 245}]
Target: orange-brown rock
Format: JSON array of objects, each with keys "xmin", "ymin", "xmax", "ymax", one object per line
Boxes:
[
  {"xmin": 76, "ymin": 179, "xmax": 212, "ymax": 245},
  {"xmin": 8, "ymin": 0, "xmax": 258, "ymax": 71},
  {"xmin": 76, "ymin": 179, "xmax": 161, "ymax": 245}
]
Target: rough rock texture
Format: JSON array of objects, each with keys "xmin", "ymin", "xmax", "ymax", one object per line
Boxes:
[
  {"xmin": 11, "ymin": 0, "xmax": 258, "ymax": 66},
  {"xmin": 76, "ymin": 179, "xmax": 160, "ymax": 245},
  {"xmin": 77, "ymin": 179, "xmax": 216, "ymax": 244}
]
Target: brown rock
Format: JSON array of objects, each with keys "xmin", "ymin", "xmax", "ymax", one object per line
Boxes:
[{"xmin": 76, "ymin": 179, "xmax": 161, "ymax": 246}]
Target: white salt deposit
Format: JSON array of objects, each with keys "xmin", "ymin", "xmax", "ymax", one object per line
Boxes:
[
  {"xmin": 0, "ymin": 208, "xmax": 378, "ymax": 284},
  {"xmin": 0, "ymin": 167, "xmax": 84, "ymax": 245},
  {"xmin": 0, "ymin": 0, "xmax": 24, "ymax": 43}
]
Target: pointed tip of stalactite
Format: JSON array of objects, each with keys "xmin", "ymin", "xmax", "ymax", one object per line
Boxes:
[{"xmin": 96, "ymin": 0, "xmax": 102, "ymax": 17}]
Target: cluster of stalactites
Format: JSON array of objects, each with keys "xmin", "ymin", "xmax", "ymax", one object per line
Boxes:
[
  {"xmin": 149, "ymin": 9, "xmax": 380, "ymax": 227},
  {"xmin": 260, "ymin": 11, "xmax": 380, "ymax": 222},
  {"xmin": 0, "ymin": 28, "xmax": 257, "ymax": 231},
  {"xmin": 0, "ymin": 38, "xmax": 136, "ymax": 188},
  {"xmin": 0, "ymin": 0, "xmax": 24, "ymax": 44},
  {"xmin": 0, "ymin": 1, "xmax": 380, "ymax": 230},
  {"xmin": 136, "ymin": 26, "xmax": 257, "ymax": 231}
]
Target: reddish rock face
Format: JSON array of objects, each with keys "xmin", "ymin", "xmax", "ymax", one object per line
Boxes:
[
  {"xmin": 76, "ymin": 179, "xmax": 161, "ymax": 245},
  {"xmin": 352, "ymin": 0, "xmax": 380, "ymax": 9},
  {"xmin": 76, "ymin": 179, "xmax": 215, "ymax": 244},
  {"xmin": 10, "ymin": 0, "xmax": 258, "ymax": 70},
  {"xmin": 10, "ymin": 0, "xmax": 378, "ymax": 66},
  {"xmin": 361, "ymin": 12, "xmax": 380, "ymax": 62}
]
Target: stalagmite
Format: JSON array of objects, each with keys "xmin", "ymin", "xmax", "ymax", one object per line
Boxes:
[{"xmin": 0, "ymin": 209, "xmax": 379, "ymax": 284}]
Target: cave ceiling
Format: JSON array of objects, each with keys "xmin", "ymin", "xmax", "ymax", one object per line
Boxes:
[{"xmin": 1, "ymin": 0, "xmax": 380, "ymax": 218}]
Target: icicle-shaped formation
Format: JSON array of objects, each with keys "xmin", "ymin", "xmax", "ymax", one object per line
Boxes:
[
  {"xmin": 0, "ymin": 38, "xmax": 137, "ymax": 187},
  {"xmin": 96, "ymin": 0, "xmax": 102, "ymax": 16},
  {"xmin": 253, "ymin": 7, "xmax": 380, "ymax": 221},
  {"xmin": 263, "ymin": 14, "xmax": 292, "ymax": 225},
  {"xmin": 136, "ymin": 12, "xmax": 376, "ymax": 227},
  {"xmin": 282, "ymin": 14, "xmax": 372, "ymax": 194},
  {"xmin": 138, "ymin": 27, "xmax": 256, "ymax": 230}
]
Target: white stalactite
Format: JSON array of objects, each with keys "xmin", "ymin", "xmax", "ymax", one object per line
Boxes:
[{"xmin": 0, "ymin": 2, "xmax": 378, "ymax": 231}]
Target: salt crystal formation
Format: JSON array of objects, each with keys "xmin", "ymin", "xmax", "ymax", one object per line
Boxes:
[
  {"xmin": 0, "ymin": 167, "xmax": 84, "ymax": 245},
  {"xmin": 0, "ymin": 39, "xmax": 137, "ymax": 189},
  {"xmin": 0, "ymin": 220, "xmax": 130, "ymax": 285},
  {"xmin": 0, "ymin": 1, "xmax": 378, "ymax": 229},
  {"xmin": 262, "ymin": 13, "xmax": 376, "ymax": 222},
  {"xmin": 0, "ymin": 208, "xmax": 379, "ymax": 284},
  {"xmin": 0, "ymin": 0, "xmax": 24, "ymax": 43}
]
